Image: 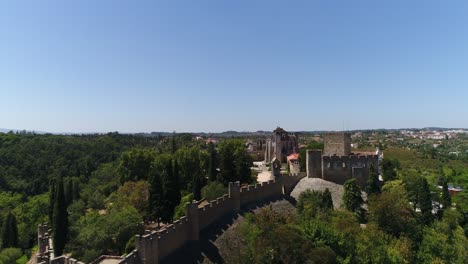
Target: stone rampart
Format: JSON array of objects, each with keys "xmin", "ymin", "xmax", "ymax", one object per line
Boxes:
[
  {"xmin": 39, "ymin": 174, "xmax": 304, "ymax": 264},
  {"xmin": 132, "ymin": 174, "xmax": 303, "ymax": 264},
  {"xmin": 322, "ymin": 154, "xmax": 379, "ymax": 185},
  {"xmin": 198, "ymin": 194, "xmax": 233, "ymax": 230},
  {"xmin": 240, "ymin": 180, "xmax": 281, "ymax": 206}
]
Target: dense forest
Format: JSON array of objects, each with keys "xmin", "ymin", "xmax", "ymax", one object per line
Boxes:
[{"xmin": 0, "ymin": 132, "xmax": 253, "ymax": 262}]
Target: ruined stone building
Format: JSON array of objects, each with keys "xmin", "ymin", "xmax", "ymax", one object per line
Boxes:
[
  {"xmin": 264, "ymin": 127, "xmax": 299, "ymax": 163},
  {"xmin": 306, "ymin": 132, "xmax": 379, "ymax": 187}
]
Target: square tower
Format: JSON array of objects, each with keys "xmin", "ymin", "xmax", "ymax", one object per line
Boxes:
[{"xmin": 323, "ymin": 132, "xmax": 351, "ymax": 156}]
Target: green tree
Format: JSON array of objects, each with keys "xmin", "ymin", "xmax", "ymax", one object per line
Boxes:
[
  {"xmin": 202, "ymin": 181, "xmax": 227, "ymax": 202},
  {"xmin": 418, "ymin": 178, "xmax": 433, "ymax": 226},
  {"xmin": 48, "ymin": 179, "xmax": 56, "ymax": 227},
  {"xmin": 297, "ymin": 189, "xmax": 333, "ymax": 218},
  {"xmin": 148, "ymin": 167, "xmax": 163, "ymax": 224},
  {"xmin": 239, "ymin": 207, "xmax": 316, "ymax": 263},
  {"xmin": 218, "ymin": 139, "xmax": 252, "ymax": 185},
  {"xmin": 218, "ymin": 140, "xmax": 237, "ymax": 184},
  {"xmin": 0, "ymin": 248, "xmax": 22, "ymax": 264},
  {"xmin": 417, "ymin": 209, "xmax": 468, "ymax": 263},
  {"xmin": 343, "ymin": 179, "xmax": 364, "ymax": 215},
  {"xmin": 382, "ymin": 159, "xmax": 399, "ymax": 181},
  {"xmin": 441, "ymin": 180, "xmax": 451, "ymax": 210},
  {"xmin": 322, "ymin": 188, "xmax": 334, "ymax": 210},
  {"xmin": 52, "ymin": 178, "xmax": 68, "ymax": 256},
  {"xmin": 234, "ymin": 146, "xmax": 253, "ymax": 184},
  {"xmin": 176, "ymin": 147, "xmax": 204, "ymax": 190},
  {"xmin": 161, "ymin": 159, "xmax": 181, "ymax": 222},
  {"xmin": 107, "ymin": 181, "xmax": 149, "ymax": 215},
  {"xmin": 70, "ymin": 206, "xmax": 143, "ymax": 262},
  {"xmin": 1, "ymin": 212, "xmax": 18, "ymax": 249},
  {"xmin": 118, "ymin": 149, "xmax": 156, "ymax": 183},
  {"xmin": 207, "ymin": 142, "xmax": 218, "ymax": 181},
  {"xmin": 64, "ymin": 177, "xmax": 73, "ymax": 206},
  {"xmin": 366, "ymin": 164, "xmax": 381, "ymax": 195},
  {"xmin": 192, "ymin": 172, "xmax": 203, "ymax": 201},
  {"xmin": 368, "ymin": 184, "xmax": 416, "ymax": 238}
]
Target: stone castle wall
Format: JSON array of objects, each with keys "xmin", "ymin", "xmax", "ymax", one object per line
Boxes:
[
  {"xmin": 131, "ymin": 174, "xmax": 303, "ymax": 264},
  {"xmin": 322, "ymin": 155, "xmax": 379, "ymax": 186},
  {"xmin": 39, "ymin": 175, "xmax": 304, "ymax": 264},
  {"xmin": 239, "ymin": 180, "xmax": 281, "ymax": 206},
  {"xmin": 198, "ymin": 194, "xmax": 234, "ymax": 230}
]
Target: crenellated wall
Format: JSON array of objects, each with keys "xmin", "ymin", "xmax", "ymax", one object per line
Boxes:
[
  {"xmin": 239, "ymin": 180, "xmax": 281, "ymax": 206},
  {"xmin": 39, "ymin": 174, "xmax": 304, "ymax": 264},
  {"xmin": 132, "ymin": 174, "xmax": 303, "ymax": 264},
  {"xmin": 198, "ymin": 194, "xmax": 234, "ymax": 230},
  {"xmin": 321, "ymin": 154, "xmax": 379, "ymax": 186}
]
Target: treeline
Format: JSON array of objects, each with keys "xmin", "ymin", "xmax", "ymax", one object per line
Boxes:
[
  {"xmin": 234, "ymin": 166, "xmax": 468, "ymax": 264},
  {"xmin": 0, "ymin": 132, "xmax": 164, "ymax": 195},
  {"xmin": 0, "ymin": 132, "xmax": 254, "ymax": 262}
]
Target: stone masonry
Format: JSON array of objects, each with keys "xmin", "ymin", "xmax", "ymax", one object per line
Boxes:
[{"xmin": 307, "ymin": 132, "xmax": 379, "ymax": 187}]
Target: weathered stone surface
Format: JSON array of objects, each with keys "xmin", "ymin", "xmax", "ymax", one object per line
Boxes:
[{"xmin": 291, "ymin": 177, "xmax": 344, "ymax": 208}]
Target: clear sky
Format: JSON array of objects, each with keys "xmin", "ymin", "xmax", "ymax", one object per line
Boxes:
[{"xmin": 1, "ymin": 0, "xmax": 467, "ymax": 133}]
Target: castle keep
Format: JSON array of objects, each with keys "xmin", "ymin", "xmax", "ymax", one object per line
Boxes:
[{"xmin": 306, "ymin": 132, "xmax": 379, "ymax": 187}]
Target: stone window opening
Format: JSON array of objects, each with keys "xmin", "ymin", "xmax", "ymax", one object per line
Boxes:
[{"xmin": 342, "ymin": 162, "xmax": 347, "ymax": 168}]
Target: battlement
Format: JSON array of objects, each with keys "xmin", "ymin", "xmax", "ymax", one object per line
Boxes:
[
  {"xmin": 41, "ymin": 175, "xmax": 305, "ymax": 264},
  {"xmin": 240, "ymin": 179, "xmax": 276, "ymax": 193}
]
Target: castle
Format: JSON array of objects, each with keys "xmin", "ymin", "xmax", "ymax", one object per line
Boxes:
[
  {"xmin": 306, "ymin": 132, "xmax": 379, "ymax": 187},
  {"xmin": 36, "ymin": 131, "xmax": 380, "ymax": 264},
  {"xmin": 264, "ymin": 127, "xmax": 298, "ymax": 163}
]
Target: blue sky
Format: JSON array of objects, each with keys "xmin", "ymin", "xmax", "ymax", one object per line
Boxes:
[{"xmin": 1, "ymin": 0, "xmax": 467, "ymax": 133}]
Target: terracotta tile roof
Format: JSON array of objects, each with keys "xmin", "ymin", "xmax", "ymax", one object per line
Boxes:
[{"xmin": 287, "ymin": 153, "xmax": 300, "ymax": 161}]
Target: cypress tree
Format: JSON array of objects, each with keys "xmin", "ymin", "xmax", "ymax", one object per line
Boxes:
[
  {"xmin": 52, "ymin": 178, "xmax": 68, "ymax": 256},
  {"xmin": 64, "ymin": 177, "xmax": 73, "ymax": 206},
  {"xmin": 1, "ymin": 212, "xmax": 18, "ymax": 249},
  {"xmin": 441, "ymin": 180, "xmax": 451, "ymax": 209},
  {"xmin": 366, "ymin": 164, "xmax": 381, "ymax": 195},
  {"xmin": 172, "ymin": 160, "xmax": 182, "ymax": 208},
  {"xmin": 49, "ymin": 179, "xmax": 56, "ymax": 227},
  {"xmin": 418, "ymin": 178, "xmax": 433, "ymax": 226},
  {"xmin": 343, "ymin": 179, "xmax": 364, "ymax": 213},
  {"xmin": 161, "ymin": 159, "xmax": 181, "ymax": 222},
  {"xmin": 148, "ymin": 167, "xmax": 164, "ymax": 225},
  {"xmin": 192, "ymin": 166, "xmax": 203, "ymax": 202},
  {"xmin": 208, "ymin": 142, "xmax": 218, "ymax": 181}
]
